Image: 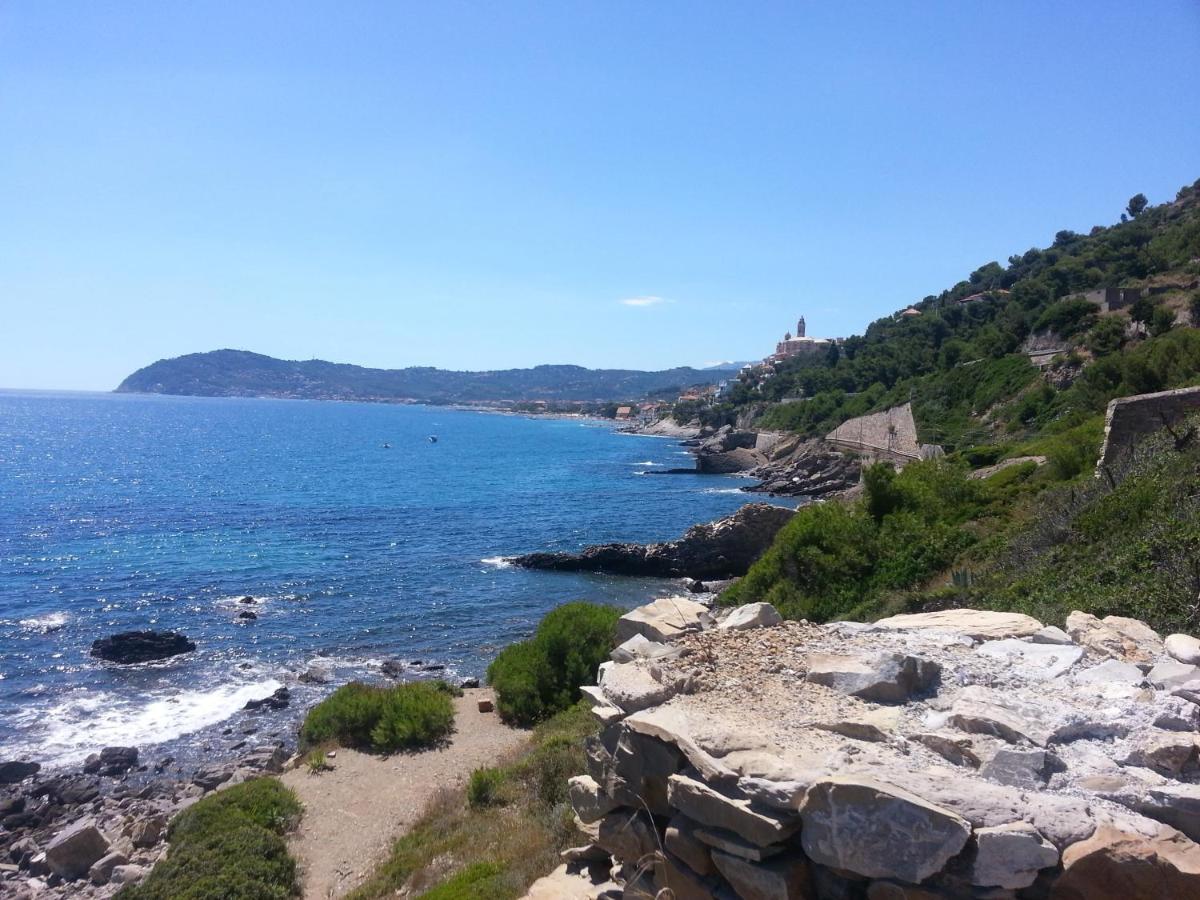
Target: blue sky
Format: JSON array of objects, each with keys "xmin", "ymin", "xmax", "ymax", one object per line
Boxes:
[{"xmin": 2, "ymin": 2, "xmax": 1198, "ymax": 390}]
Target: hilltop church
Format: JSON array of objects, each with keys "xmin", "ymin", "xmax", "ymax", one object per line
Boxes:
[{"xmin": 769, "ymin": 316, "xmax": 838, "ymax": 363}]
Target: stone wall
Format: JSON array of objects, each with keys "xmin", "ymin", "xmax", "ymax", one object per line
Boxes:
[
  {"xmin": 825, "ymin": 402, "xmax": 922, "ymax": 463},
  {"xmin": 1097, "ymin": 385, "xmax": 1200, "ymax": 471},
  {"xmin": 566, "ymin": 598, "xmax": 1200, "ymax": 898}
]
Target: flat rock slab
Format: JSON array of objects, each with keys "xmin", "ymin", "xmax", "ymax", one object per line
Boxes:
[
  {"xmin": 667, "ymin": 773, "xmax": 800, "ymax": 847},
  {"xmin": 719, "ymin": 603, "xmax": 783, "ymax": 631},
  {"xmin": 976, "ymin": 639, "xmax": 1083, "ymax": 679},
  {"xmin": 799, "ymin": 776, "xmax": 971, "ymax": 884},
  {"xmin": 947, "ymin": 686, "xmax": 1054, "ymax": 747},
  {"xmin": 805, "ymin": 651, "xmax": 940, "ymax": 703},
  {"xmin": 872, "ymin": 609, "xmax": 1043, "ymax": 641},
  {"xmin": 615, "ymin": 596, "xmax": 711, "ymax": 644}
]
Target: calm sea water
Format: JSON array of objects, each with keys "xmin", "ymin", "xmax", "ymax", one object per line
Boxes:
[{"xmin": 0, "ymin": 391, "xmax": 778, "ymax": 770}]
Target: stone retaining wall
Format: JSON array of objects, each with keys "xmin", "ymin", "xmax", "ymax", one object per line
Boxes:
[
  {"xmin": 1098, "ymin": 385, "xmax": 1200, "ymax": 472},
  {"xmin": 565, "ymin": 599, "xmax": 1200, "ymax": 899}
]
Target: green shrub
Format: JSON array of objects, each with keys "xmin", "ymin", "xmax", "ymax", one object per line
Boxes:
[
  {"xmin": 723, "ymin": 460, "xmax": 983, "ymax": 622},
  {"xmin": 121, "ymin": 779, "xmax": 301, "ymax": 900},
  {"xmin": 300, "ymin": 681, "xmax": 456, "ymax": 753},
  {"xmin": 415, "ymin": 862, "xmax": 507, "ymax": 900},
  {"xmin": 467, "ymin": 767, "xmax": 506, "ymax": 809},
  {"xmin": 487, "ymin": 602, "xmax": 621, "ymax": 726}
]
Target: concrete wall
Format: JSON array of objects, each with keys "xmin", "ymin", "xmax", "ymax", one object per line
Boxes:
[
  {"xmin": 1097, "ymin": 385, "xmax": 1200, "ymax": 471},
  {"xmin": 825, "ymin": 402, "xmax": 922, "ymax": 462}
]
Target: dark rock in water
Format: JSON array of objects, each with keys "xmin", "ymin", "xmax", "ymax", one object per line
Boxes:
[
  {"xmin": 239, "ymin": 596, "xmax": 256, "ymax": 604},
  {"xmin": 686, "ymin": 579, "xmax": 705, "ymax": 593},
  {"xmin": 243, "ymin": 687, "xmax": 290, "ymax": 712},
  {"xmin": 82, "ymin": 747, "xmax": 137, "ymax": 777},
  {"xmin": 380, "ymin": 659, "xmax": 407, "ymax": 678},
  {"xmin": 460, "ymin": 677, "xmax": 480, "ymax": 689},
  {"xmin": 0, "ymin": 762, "xmax": 40, "ymax": 786},
  {"xmin": 513, "ymin": 503, "xmax": 795, "ymax": 580},
  {"xmin": 237, "ymin": 611, "xmax": 258, "ymax": 620},
  {"xmin": 90, "ymin": 631, "xmax": 196, "ymax": 665},
  {"xmin": 422, "ymin": 663, "xmax": 445, "ymax": 672}
]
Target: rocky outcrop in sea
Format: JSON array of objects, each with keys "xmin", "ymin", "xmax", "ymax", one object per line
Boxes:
[
  {"xmin": 564, "ymin": 600, "xmax": 1200, "ymax": 898},
  {"xmin": 512, "ymin": 503, "xmax": 795, "ymax": 580}
]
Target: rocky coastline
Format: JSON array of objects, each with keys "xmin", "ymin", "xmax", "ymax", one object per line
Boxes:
[
  {"xmin": 560, "ymin": 600, "xmax": 1200, "ymax": 898},
  {"xmin": 629, "ymin": 418, "xmax": 862, "ymax": 499},
  {"xmin": 512, "ymin": 502, "xmax": 796, "ymax": 581}
]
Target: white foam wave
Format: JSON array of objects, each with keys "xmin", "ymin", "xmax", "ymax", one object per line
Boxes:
[
  {"xmin": 19, "ymin": 612, "xmax": 70, "ymax": 633},
  {"xmin": 702, "ymin": 487, "xmax": 747, "ymax": 495},
  {"xmin": 10, "ymin": 677, "xmax": 283, "ymax": 767},
  {"xmin": 480, "ymin": 556, "xmax": 513, "ymax": 569},
  {"xmin": 631, "ymin": 461, "xmax": 662, "ymax": 466}
]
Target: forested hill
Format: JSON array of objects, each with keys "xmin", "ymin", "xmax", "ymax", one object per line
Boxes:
[
  {"xmin": 697, "ymin": 179, "xmax": 1200, "ymax": 452},
  {"xmin": 115, "ymin": 350, "xmax": 720, "ymax": 404}
]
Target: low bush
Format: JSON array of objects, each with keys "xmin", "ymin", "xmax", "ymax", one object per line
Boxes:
[
  {"xmin": 467, "ymin": 767, "xmax": 506, "ymax": 809},
  {"xmin": 120, "ymin": 779, "xmax": 301, "ymax": 900},
  {"xmin": 300, "ymin": 681, "xmax": 456, "ymax": 753},
  {"xmin": 487, "ymin": 602, "xmax": 621, "ymax": 726}
]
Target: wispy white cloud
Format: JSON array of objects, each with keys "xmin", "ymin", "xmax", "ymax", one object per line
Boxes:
[{"xmin": 619, "ymin": 295, "xmax": 673, "ymax": 308}]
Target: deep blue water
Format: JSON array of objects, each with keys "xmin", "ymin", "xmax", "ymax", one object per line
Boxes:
[{"xmin": 0, "ymin": 391, "xmax": 778, "ymax": 769}]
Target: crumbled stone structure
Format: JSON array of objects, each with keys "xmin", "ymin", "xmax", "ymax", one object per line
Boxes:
[
  {"xmin": 1097, "ymin": 385, "xmax": 1200, "ymax": 472},
  {"xmin": 824, "ymin": 403, "xmax": 940, "ymax": 465},
  {"xmin": 565, "ymin": 602, "xmax": 1200, "ymax": 899}
]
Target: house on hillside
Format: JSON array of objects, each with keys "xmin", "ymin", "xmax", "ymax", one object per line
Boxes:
[
  {"xmin": 1082, "ymin": 287, "xmax": 1143, "ymax": 313},
  {"xmin": 614, "ymin": 405, "xmax": 634, "ymax": 420}
]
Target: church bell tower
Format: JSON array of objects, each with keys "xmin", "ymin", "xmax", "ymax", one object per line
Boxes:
[{"xmin": 796, "ymin": 316, "xmax": 806, "ymax": 338}]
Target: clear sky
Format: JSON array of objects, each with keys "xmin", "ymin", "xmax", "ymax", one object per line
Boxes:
[{"xmin": 2, "ymin": 2, "xmax": 1198, "ymax": 390}]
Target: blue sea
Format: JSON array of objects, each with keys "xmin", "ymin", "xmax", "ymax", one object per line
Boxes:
[{"xmin": 0, "ymin": 391, "xmax": 780, "ymax": 771}]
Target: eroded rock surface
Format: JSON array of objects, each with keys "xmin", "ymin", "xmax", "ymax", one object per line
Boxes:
[{"xmin": 565, "ymin": 600, "xmax": 1200, "ymax": 898}]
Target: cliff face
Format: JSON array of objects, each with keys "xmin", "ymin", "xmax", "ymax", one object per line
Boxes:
[
  {"xmin": 115, "ymin": 349, "xmax": 721, "ymax": 404},
  {"xmin": 568, "ymin": 601, "xmax": 1200, "ymax": 898}
]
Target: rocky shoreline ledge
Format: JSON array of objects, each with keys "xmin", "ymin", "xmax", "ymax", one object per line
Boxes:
[
  {"xmin": 554, "ymin": 600, "xmax": 1200, "ymax": 898},
  {"xmin": 513, "ymin": 503, "xmax": 795, "ymax": 581},
  {"xmin": 626, "ymin": 419, "xmax": 862, "ymax": 499}
]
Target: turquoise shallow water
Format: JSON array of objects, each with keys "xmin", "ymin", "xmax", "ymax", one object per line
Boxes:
[{"xmin": 0, "ymin": 390, "xmax": 782, "ymax": 769}]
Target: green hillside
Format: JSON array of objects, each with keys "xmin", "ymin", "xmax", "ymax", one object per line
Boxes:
[{"xmin": 719, "ymin": 179, "xmax": 1200, "ymax": 633}]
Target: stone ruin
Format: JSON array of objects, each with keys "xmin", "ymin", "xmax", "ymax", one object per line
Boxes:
[{"xmin": 560, "ymin": 597, "xmax": 1200, "ymax": 899}]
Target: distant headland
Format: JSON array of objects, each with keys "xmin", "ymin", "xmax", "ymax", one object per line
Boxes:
[{"xmin": 115, "ymin": 349, "xmax": 736, "ymax": 405}]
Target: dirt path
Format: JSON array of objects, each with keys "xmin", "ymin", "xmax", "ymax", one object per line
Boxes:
[{"xmin": 281, "ymin": 688, "xmax": 527, "ymax": 899}]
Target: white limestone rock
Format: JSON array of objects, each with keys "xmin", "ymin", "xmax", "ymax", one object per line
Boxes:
[
  {"xmin": 1166, "ymin": 633, "xmax": 1200, "ymax": 666},
  {"xmin": 614, "ymin": 596, "xmax": 711, "ymax": 644},
  {"xmin": 718, "ymin": 602, "xmax": 783, "ymax": 631},
  {"xmin": 872, "ymin": 609, "xmax": 1043, "ymax": 641},
  {"xmin": 971, "ymin": 822, "xmax": 1059, "ymax": 890},
  {"xmin": 976, "ymin": 638, "xmax": 1083, "ymax": 679}
]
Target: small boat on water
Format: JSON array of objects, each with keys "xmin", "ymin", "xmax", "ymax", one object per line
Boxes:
[
  {"xmin": 382, "ymin": 442, "xmax": 391, "ymax": 449},
  {"xmin": 428, "ymin": 435, "xmax": 438, "ymax": 443}
]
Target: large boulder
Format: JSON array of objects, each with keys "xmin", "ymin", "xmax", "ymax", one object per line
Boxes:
[
  {"xmin": 90, "ymin": 630, "xmax": 195, "ymax": 664},
  {"xmin": 513, "ymin": 503, "xmax": 795, "ymax": 580},
  {"xmin": 805, "ymin": 651, "xmax": 941, "ymax": 703},
  {"xmin": 1167, "ymin": 634, "xmax": 1200, "ymax": 666},
  {"xmin": 83, "ymin": 746, "xmax": 138, "ymax": 776},
  {"xmin": 1065, "ymin": 612, "xmax": 1163, "ymax": 662},
  {"xmin": 710, "ymin": 850, "xmax": 811, "ymax": 900},
  {"xmin": 614, "ymin": 597, "xmax": 711, "ymax": 645},
  {"xmin": 1052, "ymin": 823, "xmax": 1200, "ymax": 900},
  {"xmin": 45, "ymin": 821, "xmax": 111, "ymax": 880},
  {"xmin": 798, "ymin": 776, "xmax": 971, "ymax": 884},
  {"xmin": 719, "ymin": 603, "xmax": 783, "ymax": 631},
  {"xmin": 0, "ymin": 761, "xmax": 40, "ymax": 785}
]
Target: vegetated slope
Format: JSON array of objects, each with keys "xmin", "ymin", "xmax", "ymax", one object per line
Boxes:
[
  {"xmin": 693, "ymin": 179, "xmax": 1200, "ymax": 451},
  {"xmin": 115, "ymin": 349, "xmax": 719, "ymax": 403},
  {"xmin": 721, "ymin": 179, "xmax": 1200, "ymax": 633}
]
